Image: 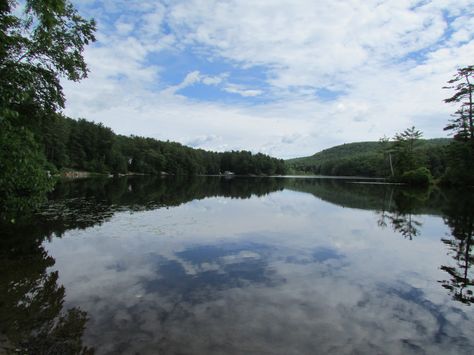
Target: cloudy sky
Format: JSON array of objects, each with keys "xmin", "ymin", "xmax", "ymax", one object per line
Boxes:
[{"xmin": 63, "ymin": 0, "xmax": 474, "ymax": 158}]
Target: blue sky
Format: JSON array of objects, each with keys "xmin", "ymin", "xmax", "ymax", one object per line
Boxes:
[{"xmin": 62, "ymin": 0, "xmax": 474, "ymax": 158}]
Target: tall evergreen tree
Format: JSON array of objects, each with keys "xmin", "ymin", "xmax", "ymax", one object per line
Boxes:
[
  {"xmin": 444, "ymin": 66, "xmax": 474, "ymax": 142},
  {"xmin": 392, "ymin": 126, "xmax": 423, "ymax": 176},
  {"xmin": 442, "ymin": 66, "xmax": 474, "ymax": 185}
]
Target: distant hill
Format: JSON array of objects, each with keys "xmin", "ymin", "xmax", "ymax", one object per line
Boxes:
[{"xmin": 286, "ymin": 138, "xmax": 451, "ymax": 177}]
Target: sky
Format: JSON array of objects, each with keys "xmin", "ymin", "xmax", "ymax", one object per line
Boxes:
[{"xmin": 62, "ymin": 0, "xmax": 474, "ymax": 159}]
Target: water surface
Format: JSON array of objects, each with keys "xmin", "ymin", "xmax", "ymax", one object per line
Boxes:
[{"xmin": 1, "ymin": 176, "xmax": 473, "ymax": 354}]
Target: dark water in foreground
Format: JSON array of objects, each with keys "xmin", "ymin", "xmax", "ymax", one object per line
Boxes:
[{"xmin": 1, "ymin": 176, "xmax": 473, "ymax": 354}]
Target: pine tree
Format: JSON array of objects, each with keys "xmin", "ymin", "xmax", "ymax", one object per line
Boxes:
[
  {"xmin": 442, "ymin": 66, "xmax": 474, "ymax": 185},
  {"xmin": 444, "ymin": 66, "xmax": 474, "ymax": 142}
]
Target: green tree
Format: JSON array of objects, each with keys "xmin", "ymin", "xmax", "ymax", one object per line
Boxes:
[
  {"xmin": 0, "ymin": 0, "xmax": 95, "ymax": 216},
  {"xmin": 0, "ymin": 0, "xmax": 96, "ymax": 115},
  {"xmin": 379, "ymin": 136, "xmax": 394, "ymax": 176},
  {"xmin": 444, "ymin": 65, "xmax": 474, "ymax": 142},
  {"xmin": 392, "ymin": 126, "xmax": 423, "ymax": 175},
  {"xmin": 442, "ymin": 66, "xmax": 474, "ymax": 185},
  {"xmin": 0, "ymin": 120, "xmax": 54, "ymax": 220}
]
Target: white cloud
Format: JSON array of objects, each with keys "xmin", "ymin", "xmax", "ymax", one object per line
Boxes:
[
  {"xmin": 162, "ymin": 71, "xmax": 228, "ymax": 95},
  {"xmin": 166, "ymin": 0, "xmax": 468, "ymax": 89},
  {"xmin": 64, "ymin": 0, "xmax": 474, "ymax": 158},
  {"xmin": 162, "ymin": 70, "xmax": 202, "ymax": 95},
  {"xmin": 202, "ymin": 75, "xmax": 226, "ymax": 86},
  {"xmin": 114, "ymin": 19, "xmax": 134, "ymax": 35},
  {"xmin": 223, "ymin": 83, "xmax": 263, "ymax": 97},
  {"xmin": 186, "ymin": 134, "xmax": 221, "ymax": 148}
]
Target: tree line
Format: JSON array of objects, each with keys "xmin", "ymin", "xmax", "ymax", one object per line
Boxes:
[
  {"xmin": 28, "ymin": 114, "xmax": 286, "ymax": 176},
  {"xmin": 287, "ymin": 139, "xmax": 450, "ymax": 179}
]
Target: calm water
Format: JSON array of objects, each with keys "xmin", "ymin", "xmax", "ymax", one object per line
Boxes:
[{"xmin": 1, "ymin": 176, "xmax": 473, "ymax": 354}]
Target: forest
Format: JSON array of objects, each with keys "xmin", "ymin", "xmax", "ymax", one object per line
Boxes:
[
  {"xmin": 27, "ymin": 114, "xmax": 287, "ymax": 177},
  {"xmin": 287, "ymin": 138, "xmax": 451, "ymax": 179}
]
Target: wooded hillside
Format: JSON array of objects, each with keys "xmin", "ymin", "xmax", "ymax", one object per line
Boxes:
[
  {"xmin": 286, "ymin": 139, "xmax": 451, "ymax": 177},
  {"xmin": 31, "ymin": 115, "xmax": 287, "ymax": 176}
]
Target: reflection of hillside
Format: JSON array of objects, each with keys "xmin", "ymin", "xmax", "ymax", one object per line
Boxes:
[
  {"xmin": 286, "ymin": 178, "xmax": 448, "ymax": 241},
  {"xmin": 6, "ymin": 177, "xmax": 455, "ymax": 245},
  {"xmin": 51, "ymin": 176, "xmax": 286, "ymax": 208},
  {"xmin": 285, "ymin": 178, "xmax": 444, "ymax": 216},
  {"xmin": 7, "ymin": 176, "xmax": 285, "ymax": 243}
]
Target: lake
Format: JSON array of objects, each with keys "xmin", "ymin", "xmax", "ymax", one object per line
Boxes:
[{"xmin": 1, "ymin": 176, "xmax": 473, "ymax": 354}]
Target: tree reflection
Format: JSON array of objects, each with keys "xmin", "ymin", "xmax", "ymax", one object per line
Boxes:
[
  {"xmin": 286, "ymin": 178, "xmax": 433, "ymax": 240},
  {"xmin": 0, "ymin": 225, "xmax": 93, "ymax": 354},
  {"xmin": 386, "ymin": 213, "xmax": 422, "ymax": 240},
  {"xmin": 376, "ymin": 188, "xmax": 428, "ymax": 240},
  {"xmin": 439, "ymin": 190, "xmax": 474, "ymax": 305},
  {"xmin": 287, "ymin": 178, "xmax": 474, "ymax": 305}
]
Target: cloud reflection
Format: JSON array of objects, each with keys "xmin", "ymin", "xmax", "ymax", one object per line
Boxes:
[{"xmin": 43, "ymin": 187, "xmax": 474, "ymax": 354}]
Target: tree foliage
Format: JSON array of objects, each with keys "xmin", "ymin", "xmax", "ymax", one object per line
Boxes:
[
  {"xmin": 392, "ymin": 126, "xmax": 423, "ymax": 177},
  {"xmin": 287, "ymin": 139, "xmax": 449, "ymax": 179},
  {"xmin": 0, "ymin": 0, "xmax": 95, "ymax": 217},
  {"xmin": 28, "ymin": 115, "xmax": 287, "ymax": 176},
  {"xmin": 0, "ymin": 120, "xmax": 54, "ymax": 220},
  {"xmin": 442, "ymin": 65, "xmax": 474, "ymax": 185},
  {"xmin": 443, "ymin": 65, "xmax": 474, "ymax": 142},
  {"xmin": 0, "ymin": 0, "xmax": 96, "ymax": 115}
]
